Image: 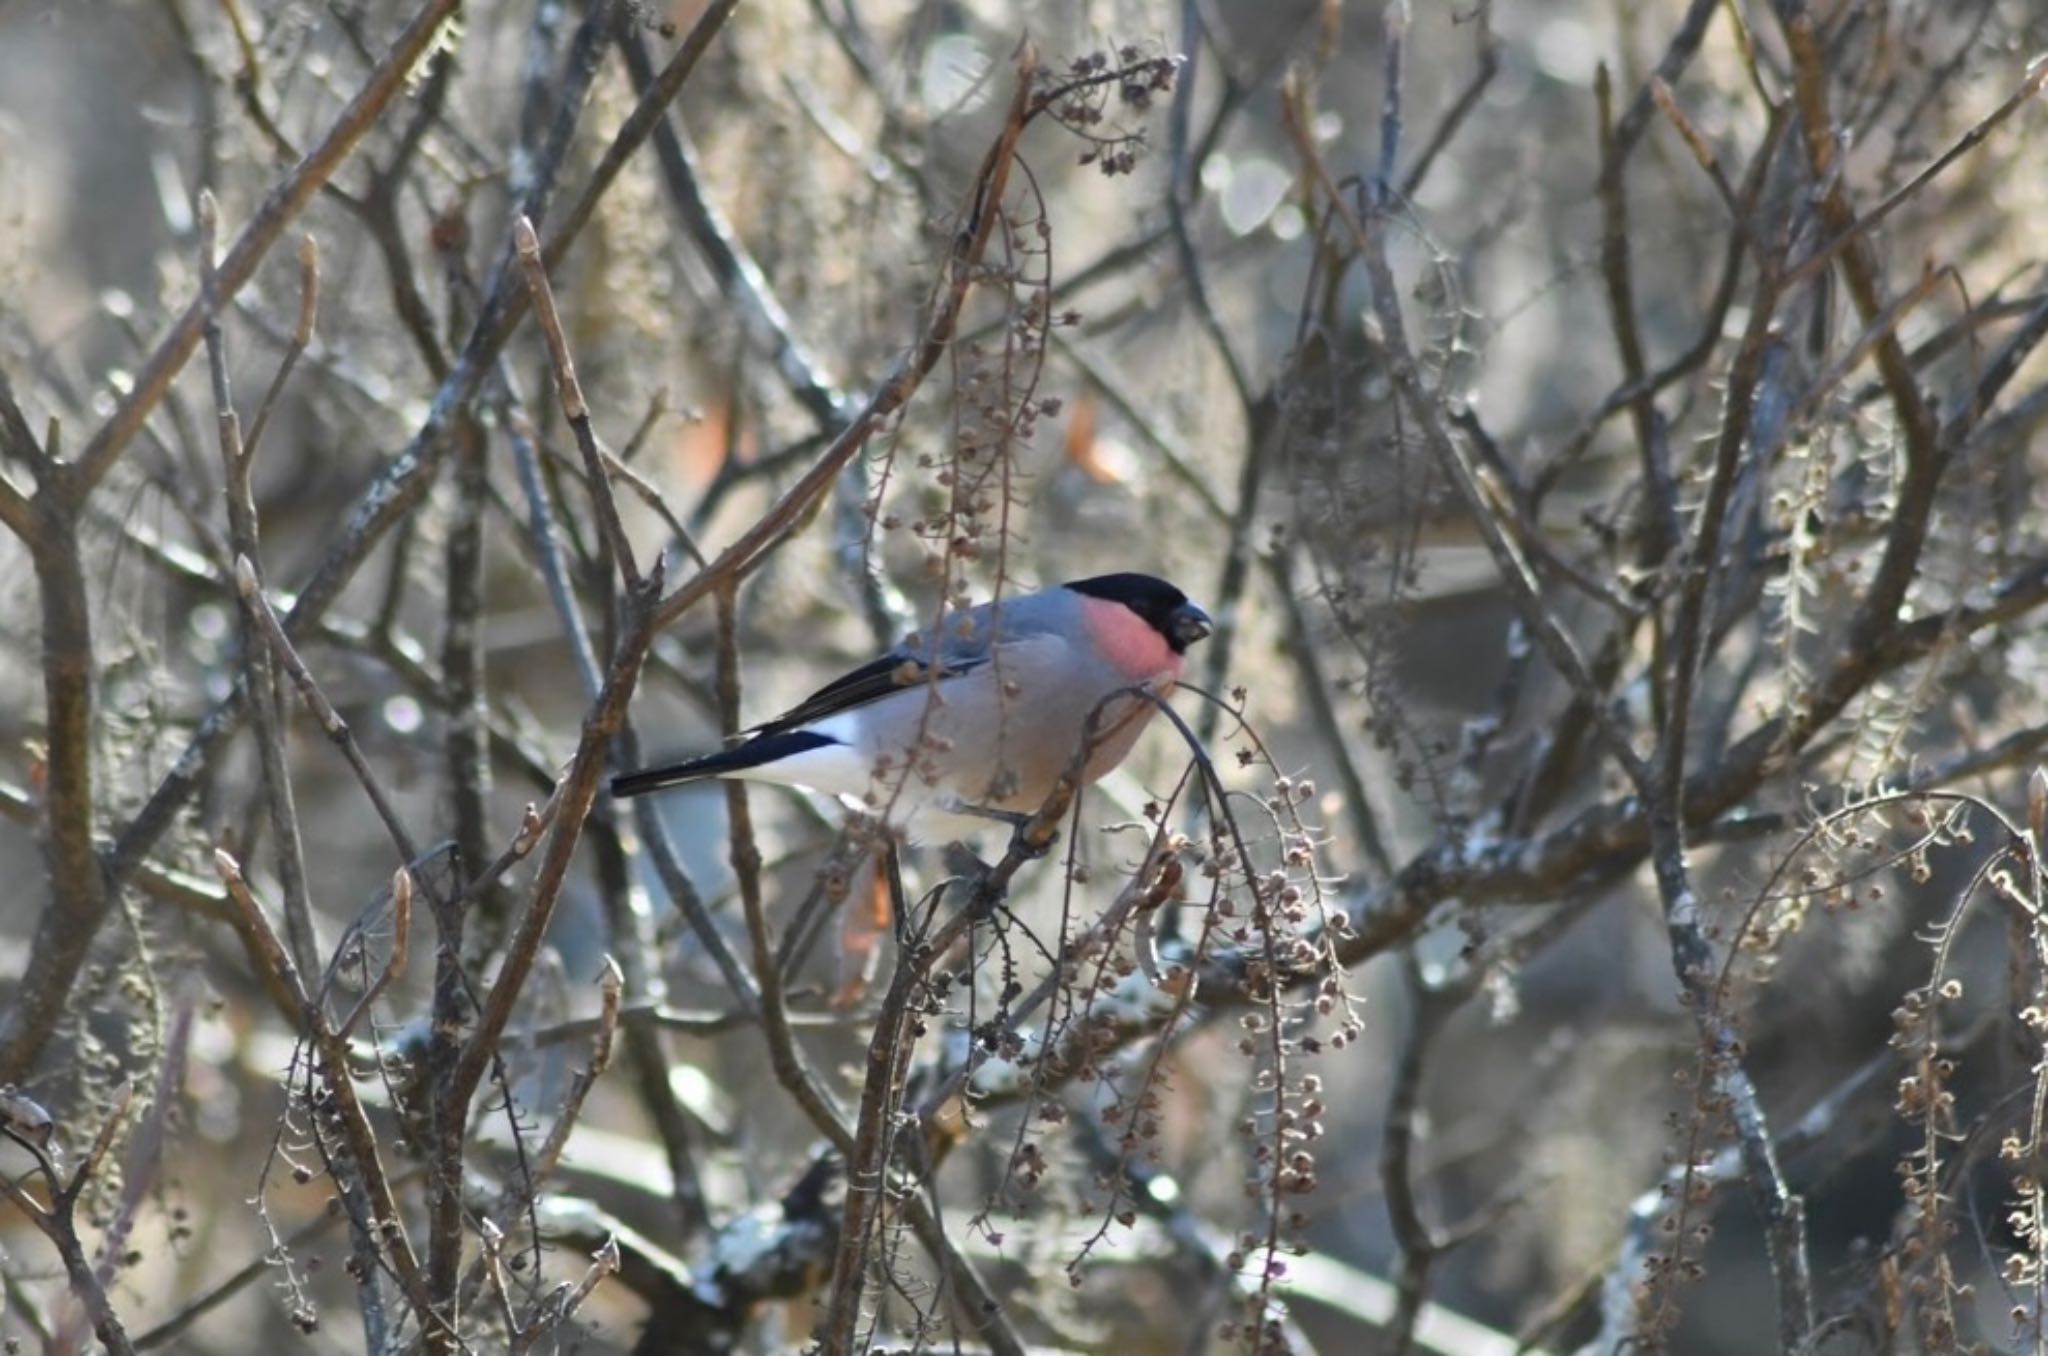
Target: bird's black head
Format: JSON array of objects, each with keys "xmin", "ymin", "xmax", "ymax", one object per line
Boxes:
[{"xmin": 1066, "ymin": 572, "xmax": 1215, "ymax": 654}]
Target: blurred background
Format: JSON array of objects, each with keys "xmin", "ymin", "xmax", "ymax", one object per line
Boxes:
[{"xmin": 3, "ymin": 0, "xmax": 2048, "ymax": 1352}]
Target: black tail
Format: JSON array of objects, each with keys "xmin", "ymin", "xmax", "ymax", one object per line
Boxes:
[{"xmin": 610, "ymin": 730, "xmax": 840, "ymax": 798}]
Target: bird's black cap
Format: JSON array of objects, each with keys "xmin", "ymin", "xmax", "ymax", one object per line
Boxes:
[{"xmin": 1066, "ymin": 573, "xmax": 1214, "ymax": 654}]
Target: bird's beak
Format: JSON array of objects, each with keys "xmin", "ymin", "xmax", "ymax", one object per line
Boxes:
[{"xmin": 1170, "ymin": 601, "xmax": 1214, "ymax": 651}]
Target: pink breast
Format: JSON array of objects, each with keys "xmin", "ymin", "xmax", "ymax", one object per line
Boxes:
[{"xmin": 1081, "ymin": 596, "xmax": 1182, "ymax": 681}]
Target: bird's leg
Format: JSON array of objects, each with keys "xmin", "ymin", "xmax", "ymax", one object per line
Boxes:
[
  {"xmin": 946, "ymin": 801, "xmax": 1032, "ymax": 830},
  {"xmin": 945, "ymin": 799, "xmax": 1062, "ymax": 867}
]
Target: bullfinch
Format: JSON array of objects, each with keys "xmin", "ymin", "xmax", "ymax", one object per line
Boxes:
[{"xmin": 612, "ymin": 573, "xmax": 1214, "ymax": 842}]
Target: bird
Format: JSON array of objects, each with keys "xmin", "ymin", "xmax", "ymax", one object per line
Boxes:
[{"xmin": 612, "ymin": 572, "xmax": 1213, "ymax": 843}]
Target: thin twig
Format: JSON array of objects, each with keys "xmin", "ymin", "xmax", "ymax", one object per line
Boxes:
[
  {"xmin": 233, "ymin": 556, "xmax": 429, "ymax": 872},
  {"xmin": 513, "ymin": 215, "xmax": 641, "ymax": 589},
  {"xmin": 444, "ymin": 562, "xmax": 665, "ymax": 1115},
  {"xmin": 99, "ymin": 0, "xmax": 740, "ymax": 925},
  {"xmin": 204, "ymin": 195, "xmax": 322, "ymax": 980},
  {"xmin": 650, "ymin": 48, "xmax": 1040, "ymax": 633},
  {"xmin": 1780, "ymin": 54, "xmax": 2048, "ymax": 293},
  {"xmin": 73, "ymin": 0, "xmax": 464, "ymax": 494},
  {"xmin": 1398, "ymin": 3, "xmax": 1495, "ymax": 199},
  {"xmin": 212, "ymin": 848, "xmax": 433, "ymax": 1314},
  {"xmin": 241, "ymin": 234, "xmax": 320, "ymax": 459},
  {"xmin": 336, "ymin": 867, "xmax": 414, "ymax": 1039},
  {"xmin": 0, "ymin": 1092, "xmax": 141, "ymax": 1356}
]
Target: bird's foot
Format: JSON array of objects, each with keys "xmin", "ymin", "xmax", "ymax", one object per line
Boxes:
[{"xmin": 956, "ymin": 801, "xmax": 1065, "ymax": 862}]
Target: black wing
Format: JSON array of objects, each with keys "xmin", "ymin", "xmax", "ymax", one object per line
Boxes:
[{"xmin": 752, "ymin": 649, "xmax": 986, "ymax": 735}]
